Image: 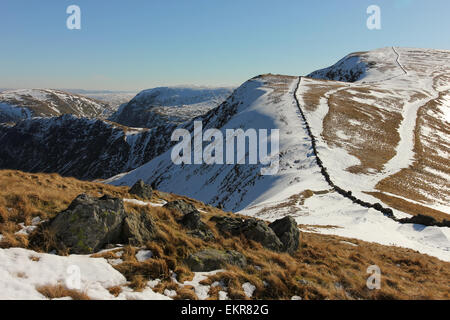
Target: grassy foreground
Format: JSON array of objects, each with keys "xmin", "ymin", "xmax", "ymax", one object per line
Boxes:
[{"xmin": 0, "ymin": 169, "xmax": 449, "ymax": 300}]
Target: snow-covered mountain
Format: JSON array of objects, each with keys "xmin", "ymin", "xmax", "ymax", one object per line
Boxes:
[
  {"xmin": 106, "ymin": 48, "xmax": 450, "ymax": 261},
  {"xmin": 64, "ymin": 89, "xmax": 137, "ymax": 109},
  {"xmin": 0, "ymin": 89, "xmax": 114, "ymax": 123},
  {"xmin": 0, "ymin": 115, "xmax": 177, "ymax": 180},
  {"xmin": 307, "ymin": 47, "xmax": 406, "ymax": 82},
  {"xmin": 109, "ymin": 86, "xmax": 234, "ymax": 128}
]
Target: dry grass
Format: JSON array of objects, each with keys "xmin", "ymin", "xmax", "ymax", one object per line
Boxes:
[
  {"xmin": 301, "ymin": 74, "xmax": 449, "ymax": 219},
  {"xmin": 108, "ymin": 286, "xmax": 122, "ymax": 297},
  {"xmin": 0, "ymin": 169, "xmax": 156, "ymax": 249},
  {"xmin": 375, "ymin": 85, "xmax": 450, "ymax": 216},
  {"xmin": 1, "ymin": 170, "xmax": 450, "ymax": 300},
  {"xmin": 36, "ymin": 284, "xmax": 90, "ymax": 300},
  {"xmin": 325, "ymin": 87, "xmax": 405, "ymax": 174},
  {"xmin": 175, "ymin": 286, "xmax": 199, "ymax": 300}
]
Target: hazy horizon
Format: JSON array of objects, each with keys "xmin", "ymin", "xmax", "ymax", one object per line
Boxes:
[{"xmin": 1, "ymin": 0, "xmax": 450, "ymax": 91}]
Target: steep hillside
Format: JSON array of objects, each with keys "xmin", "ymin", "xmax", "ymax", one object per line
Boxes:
[
  {"xmin": 107, "ymin": 48, "xmax": 450, "ymax": 261},
  {"xmin": 0, "ymin": 170, "xmax": 449, "ymax": 300},
  {"xmin": 0, "ymin": 115, "xmax": 177, "ymax": 179},
  {"xmin": 0, "ymin": 89, "xmax": 113, "ymax": 122},
  {"xmin": 109, "ymin": 86, "xmax": 234, "ymax": 128},
  {"xmin": 300, "ymin": 47, "xmax": 450, "ymax": 217},
  {"xmin": 307, "ymin": 47, "xmax": 406, "ymax": 83}
]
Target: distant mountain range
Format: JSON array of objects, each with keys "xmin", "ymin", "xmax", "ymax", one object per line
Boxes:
[
  {"xmin": 0, "ymin": 89, "xmax": 113, "ymax": 122},
  {"xmin": 109, "ymin": 86, "xmax": 234, "ymax": 128}
]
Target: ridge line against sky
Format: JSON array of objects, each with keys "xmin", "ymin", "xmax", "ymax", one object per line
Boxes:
[{"xmin": 1, "ymin": 0, "xmax": 449, "ymax": 91}]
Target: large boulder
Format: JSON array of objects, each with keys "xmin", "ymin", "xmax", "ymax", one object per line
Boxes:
[
  {"xmin": 185, "ymin": 249, "xmax": 247, "ymax": 272},
  {"xmin": 48, "ymin": 194, "xmax": 126, "ymax": 254},
  {"xmin": 210, "ymin": 216, "xmax": 245, "ymax": 235},
  {"xmin": 212, "ymin": 216, "xmax": 300, "ymax": 254},
  {"xmin": 241, "ymin": 219, "xmax": 283, "ymax": 252},
  {"xmin": 269, "ymin": 216, "xmax": 300, "ymax": 254},
  {"xmin": 180, "ymin": 211, "xmax": 214, "ymax": 241},
  {"xmin": 129, "ymin": 179, "xmax": 153, "ymax": 200},
  {"xmin": 122, "ymin": 211, "xmax": 156, "ymax": 246},
  {"xmin": 163, "ymin": 200, "xmax": 197, "ymax": 215}
]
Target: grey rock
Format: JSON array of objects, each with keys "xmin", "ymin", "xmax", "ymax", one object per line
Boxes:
[
  {"xmin": 241, "ymin": 219, "xmax": 283, "ymax": 252},
  {"xmin": 181, "ymin": 211, "xmax": 203, "ymax": 229},
  {"xmin": 180, "ymin": 209, "xmax": 214, "ymax": 241},
  {"xmin": 212, "ymin": 215, "xmax": 300, "ymax": 254},
  {"xmin": 269, "ymin": 216, "xmax": 300, "ymax": 254},
  {"xmin": 185, "ymin": 249, "xmax": 247, "ymax": 272},
  {"xmin": 122, "ymin": 211, "xmax": 156, "ymax": 245},
  {"xmin": 129, "ymin": 179, "xmax": 153, "ymax": 200},
  {"xmin": 210, "ymin": 216, "xmax": 245, "ymax": 235},
  {"xmin": 164, "ymin": 200, "xmax": 197, "ymax": 215},
  {"xmin": 48, "ymin": 194, "xmax": 126, "ymax": 254}
]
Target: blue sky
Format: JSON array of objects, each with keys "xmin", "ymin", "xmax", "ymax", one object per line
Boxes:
[{"xmin": 1, "ymin": 0, "xmax": 449, "ymax": 91}]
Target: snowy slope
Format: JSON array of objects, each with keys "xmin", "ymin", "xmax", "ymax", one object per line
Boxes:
[
  {"xmin": 301, "ymin": 47, "xmax": 450, "ymax": 214},
  {"xmin": 0, "ymin": 115, "xmax": 178, "ymax": 180},
  {"xmin": 109, "ymin": 86, "xmax": 234, "ymax": 128},
  {"xmin": 0, "ymin": 89, "xmax": 113, "ymax": 122},
  {"xmin": 106, "ymin": 48, "xmax": 450, "ymax": 261},
  {"xmin": 308, "ymin": 47, "xmax": 405, "ymax": 83}
]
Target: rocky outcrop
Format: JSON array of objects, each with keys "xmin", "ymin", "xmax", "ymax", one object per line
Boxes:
[
  {"xmin": 122, "ymin": 211, "xmax": 156, "ymax": 246},
  {"xmin": 129, "ymin": 180, "xmax": 153, "ymax": 200},
  {"xmin": 185, "ymin": 249, "xmax": 247, "ymax": 272},
  {"xmin": 163, "ymin": 200, "xmax": 198, "ymax": 215},
  {"xmin": 48, "ymin": 194, "xmax": 126, "ymax": 254},
  {"xmin": 241, "ymin": 219, "xmax": 284, "ymax": 252},
  {"xmin": 164, "ymin": 200, "xmax": 214, "ymax": 241},
  {"xmin": 180, "ymin": 211, "xmax": 215, "ymax": 241},
  {"xmin": 210, "ymin": 216, "xmax": 245, "ymax": 235},
  {"xmin": 269, "ymin": 216, "xmax": 300, "ymax": 254},
  {"xmin": 211, "ymin": 216, "xmax": 301, "ymax": 254},
  {"xmin": 47, "ymin": 194, "xmax": 160, "ymax": 253}
]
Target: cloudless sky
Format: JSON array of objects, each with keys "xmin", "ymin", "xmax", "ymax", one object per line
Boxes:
[{"xmin": 0, "ymin": 0, "xmax": 449, "ymax": 90}]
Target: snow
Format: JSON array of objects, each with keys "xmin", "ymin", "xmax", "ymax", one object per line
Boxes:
[
  {"xmin": 131, "ymin": 86, "xmax": 234, "ymax": 107},
  {"xmin": 123, "ymin": 198, "xmax": 166, "ymax": 207},
  {"xmin": 105, "ymin": 49, "xmax": 450, "ymax": 262},
  {"xmin": 242, "ymin": 282, "xmax": 256, "ymax": 298},
  {"xmin": 0, "ymin": 102, "xmax": 32, "ymax": 121},
  {"xmin": 163, "ymin": 289, "xmax": 177, "ymax": 297},
  {"xmin": 135, "ymin": 250, "xmax": 153, "ymax": 262},
  {"xmin": 172, "ymin": 270, "xmax": 224, "ymax": 300},
  {"xmin": 218, "ymin": 291, "xmax": 229, "ymax": 300},
  {"xmin": 0, "ymin": 247, "xmax": 169, "ymax": 300},
  {"xmin": 15, "ymin": 223, "xmax": 37, "ymax": 236},
  {"xmin": 0, "ymin": 89, "xmax": 109, "ymax": 120}
]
